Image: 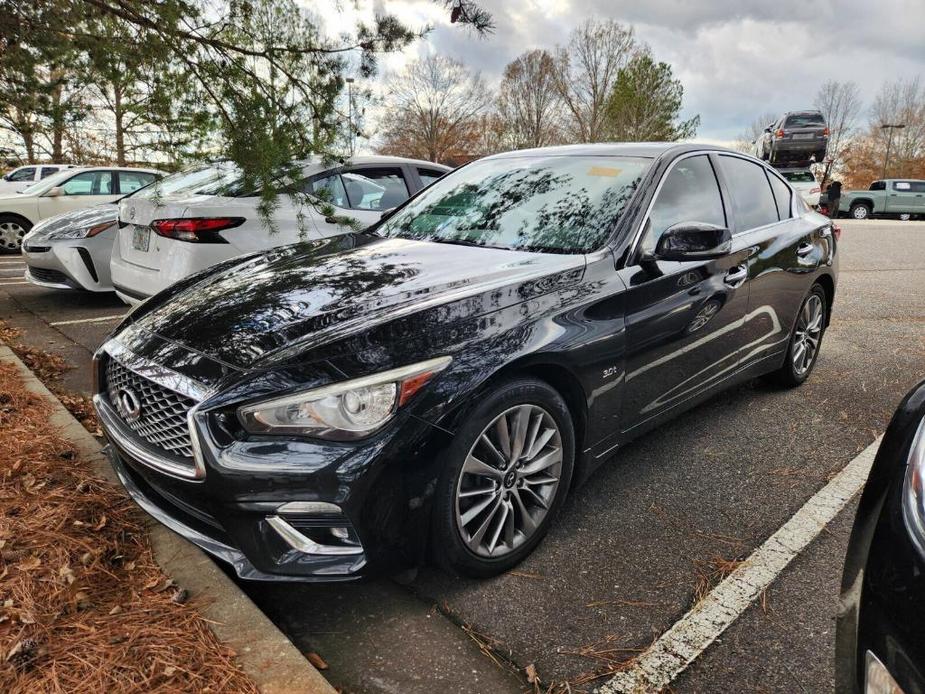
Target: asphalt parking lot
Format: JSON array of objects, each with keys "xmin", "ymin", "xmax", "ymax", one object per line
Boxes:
[{"xmin": 1, "ymin": 219, "xmax": 923, "ymax": 693}]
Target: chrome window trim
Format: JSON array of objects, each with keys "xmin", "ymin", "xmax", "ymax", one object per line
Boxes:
[{"xmin": 103, "ymin": 338, "xmax": 212, "ymax": 401}]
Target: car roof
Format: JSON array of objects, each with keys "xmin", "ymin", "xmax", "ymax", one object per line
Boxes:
[
  {"xmin": 333, "ymin": 155, "xmax": 451, "ymax": 171},
  {"xmin": 481, "ymin": 142, "xmax": 739, "ymax": 161}
]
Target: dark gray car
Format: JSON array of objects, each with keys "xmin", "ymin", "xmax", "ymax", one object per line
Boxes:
[{"xmin": 755, "ymin": 110, "xmax": 829, "ymax": 166}]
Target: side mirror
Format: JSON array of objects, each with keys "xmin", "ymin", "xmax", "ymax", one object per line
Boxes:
[
  {"xmin": 653, "ymin": 223, "xmax": 732, "ymax": 262},
  {"xmin": 46, "ymin": 186, "xmax": 63, "ymax": 197}
]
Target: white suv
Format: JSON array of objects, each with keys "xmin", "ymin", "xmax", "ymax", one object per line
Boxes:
[
  {"xmin": 110, "ymin": 156, "xmax": 449, "ymax": 304},
  {"xmin": 0, "ymin": 163, "xmax": 80, "ymax": 195}
]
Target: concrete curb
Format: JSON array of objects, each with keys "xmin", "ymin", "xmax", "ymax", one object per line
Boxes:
[{"xmin": 0, "ymin": 344, "xmax": 336, "ymax": 694}]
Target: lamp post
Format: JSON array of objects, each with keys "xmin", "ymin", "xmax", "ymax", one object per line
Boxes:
[
  {"xmin": 345, "ymin": 77, "xmax": 355, "ymax": 156},
  {"xmin": 880, "ymin": 123, "xmax": 905, "ymax": 179}
]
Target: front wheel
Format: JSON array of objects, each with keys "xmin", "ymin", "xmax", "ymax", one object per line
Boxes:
[
  {"xmin": 431, "ymin": 378, "xmax": 574, "ymax": 577},
  {"xmin": 899, "ymin": 213, "xmax": 912, "ymax": 221},
  {"xmin": 0, "ymin": 215, "xmax": 31, "ymax": 253},
  {"xmin": 767, "ymin": 285, "xmax": 827, "ymax": 387}
]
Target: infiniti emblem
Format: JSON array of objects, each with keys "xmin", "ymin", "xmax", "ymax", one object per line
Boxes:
[{"xmin": 115, "ymin": 387, "xmax": 142, "ymax": 422}]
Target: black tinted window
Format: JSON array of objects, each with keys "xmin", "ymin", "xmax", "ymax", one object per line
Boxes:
[
  {"xmin": 8, "ymin": 167, "xmax": 35, "ymax": 182},
  {"xmin": 40, "ymin": 167, "xmax": 59, "ymax": 178},
  {"xmin": 869, "ymin": 181, "xmax": 886, "ymax": 191},
  {"xmin": 785, "ymin": 113, "xmax": 825, "ymax": 128},
  {"xmin": 767, "ymin": 173, "xmax": 793, "ymax": 219},
  {"xmin": 644, "ymin": 155, "xmax": 725, "ymax": 253},
  {"xmin": 910, "ymin": 182, "xmax": 925, "ymax": 193},
  {"xmin": 718, "ymin": 156, "xmax": 780, "ymax": 231}
]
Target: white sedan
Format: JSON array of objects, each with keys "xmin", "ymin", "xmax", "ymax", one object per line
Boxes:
[
  {"xmin": 110, "ymin": 156, "xmax": 449, "ymax": 304},
  {"xmin": 778, "ymin": 168, "xmax": 822, "ymax": 207},
  {"xmin": 0, "ymin": 163, "xmax": 80, "ymax": 196},
  {"xmin": 0, "ymin": 166, "xmax": 164, "ymax": 252}
]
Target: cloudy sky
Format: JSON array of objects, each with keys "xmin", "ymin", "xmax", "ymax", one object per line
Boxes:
[{"xmin": 321, "ymin": 0, "xmax": 925, "ymax": 145}]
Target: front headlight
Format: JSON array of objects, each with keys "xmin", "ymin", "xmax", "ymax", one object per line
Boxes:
[
  {"xmin": 901, "ymin": 415, "xmax": 925, "ymax": 558},
  {"xmin": 237, "ymin": 356, "xmax": 452, "ymax": 440},
  {"xmin": 45, "ymin": 220, "xmax": 116, "ymax": 240}
]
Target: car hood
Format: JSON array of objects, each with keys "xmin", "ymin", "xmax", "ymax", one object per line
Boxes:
[
  {"xmin": 26, "ymin": 204, "xmax": 117, "ymax": 241},
  {"xmin": 130, "ymin": 233, "xmax": 586, "ymax": 369}
]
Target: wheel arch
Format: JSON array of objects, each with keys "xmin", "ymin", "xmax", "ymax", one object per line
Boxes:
[
  {"xmin": 848, "ymin": 198, "xmax": 874, "ymax": 212},
  {"xmin": 815, "ymin": 272, "xmax": 836, "ymax": 328},
  {"xmin": 0, "ymin": 211, "xmax": 35, "ymax": 228}
]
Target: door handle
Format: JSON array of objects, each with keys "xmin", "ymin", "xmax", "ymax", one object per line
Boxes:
[
  {"xmin": 797, "ymin": 242, "xmax": 814, "ymax": 256},
  {"xmin": 723, "ymin": 266, "xmax": 748, "ymax": 288}
]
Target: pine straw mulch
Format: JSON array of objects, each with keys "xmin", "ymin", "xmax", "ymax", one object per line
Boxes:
[
  {"xmin": 0, "ymin": 319, "xmax": 99, "ymax": 434},
  {"xmin": 0, "ymin": 360, "xmax": 259, "ymax": 693}
]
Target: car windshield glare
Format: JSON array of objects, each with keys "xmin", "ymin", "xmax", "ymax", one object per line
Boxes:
[{"xmin": 377, "ymin": 155, "xmax": 650, "ymax": 254}]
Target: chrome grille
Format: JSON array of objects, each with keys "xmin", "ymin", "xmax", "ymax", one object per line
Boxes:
[{"xmin": 106, "ymin": 357, "xmax": 197, "ymax": 459}]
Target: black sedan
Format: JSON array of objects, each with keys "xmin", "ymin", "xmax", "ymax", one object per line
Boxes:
[
  {"xmin": 92, "ymin": 143, "xmax": 838, "ymax": 581},
  {"xmin": 837, "ymin": 380, "xmax": 925, "ymax": 693}
]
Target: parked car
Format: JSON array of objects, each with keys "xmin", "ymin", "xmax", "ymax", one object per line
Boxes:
[
  {"xmin": 109, "ymin": 156, "xmax": 450, "ymax": 305},
  {"xmin": 0, "ymin": 163, "xmax": 80, "ymax": 195},
  {"xmin": 754, "ymin": 110, "xmax": 829, "ymax": 166},
  {"xmin": 778, "ymin": 168, "xmax": 822, "ymax": 207},
  {"xmin": 93, "ymin": 143, "xmax": 838, "ymax": 581},
  {"xmin": 837, "ymin": 379, "xmax": 925, "ymax": 694},
  {"xmin": 838, "ymin": 179, "xmax": 925, "ymax": 220},
  {"xmin": 21, "ymin": 165, "xmax": 225, "ymax": 292},
  {"xmin": 0, "ymin": 166, "xmax": 164, "ymax": 252}
]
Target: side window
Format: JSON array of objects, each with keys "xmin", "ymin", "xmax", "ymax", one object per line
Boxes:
[
  {"xmin": 417, "ymin": 168, "xmax": 445, "ymax": 188},
  {"xmin": 118, "ymin": 171, "xmax": 157, "ymax": 194},
  {"xmin": 767, "ymin": 172, "xmax": 793, "ymax": 220},
  {"xmin": 307, "ymin": 173, "xmax": 349, "ymax": 208},
  {"xmin": 343, "ymin": 168, "xmax": 409, "ymax": 211},
  {"xmin": 8, "ymin": 167, "xmax": 35, "ymax": 182},
  {"xmin": 910, "ymin": 182, "xmax": 925, "ymax": 193},
  {"xmin": 642, "ymin": 155, "xmax": 725, "ymax": 254},
  {"xmin": 60, "ymin": 171, "xmax": 113, "ymax": 196},
  {"xmin": 892, "ymin": 181, "xmax": 912, "ymax": 191},
  {"xmin": 869, "ymin": 181, "xmax": 886, "ymax": 191},
  {"xmin": 717, "ymin": 156, "xmax": 780, "ymax": 230},
  {"xmin": 40, "ymin": 167, "xmax": 59, "ymax": 179}
]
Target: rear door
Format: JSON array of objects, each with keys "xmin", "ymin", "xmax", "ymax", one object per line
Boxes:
[
  {"xmin": 309, "ymin": 165, "xmax": 411, "ymax": 237},
  {"xmin": 717, "ymin": 155, "xmax": 829, "ymax": 367},
  {"xmin": 617, "ymin": 153, "xmax": 752, "ymax": 430},
  {"xmin": 887, "ymin": 181, "xmax": 918, "ymax": 213}
]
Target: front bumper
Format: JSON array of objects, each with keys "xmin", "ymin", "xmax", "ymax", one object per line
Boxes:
[
  {"xmin": 94, "ymin": 345, "xmax": 450, "ymax": 581},
  {"xmin": 22, "ymin": 236, "xmax": 113, "ymax": 291}
]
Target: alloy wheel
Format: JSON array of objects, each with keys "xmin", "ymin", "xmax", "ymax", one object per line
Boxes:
[
  {"xmin": 455, "ymin": 404, "xmax": 563, "ymax": 558},
  {"xmin": 0, "ymin": 221, "xmax": 25, "ymax": 250},
  {"xmin": 792, "ymin": 294, "xmax": 824, "ymax": 375},
  {"xmin": 851, "ymin": 205, "xmax": 869, "ymax": 220}
]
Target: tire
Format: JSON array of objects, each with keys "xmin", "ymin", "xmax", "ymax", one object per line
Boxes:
[
  {"xmin": 431, "ymin": 377, "xmax": 575, "ymax": 577},
  {"xmin": 899, "ymin": 213, "xmax": 911, "ymax": 221},
  {"xmin": 767, "ymin": 284, "xmax": 827, "ymax": 388},
  {"xmin": 0, "ymin": 214, "xmax": 31, "ymax": 253},
  {"xmin": 849, "ymin": 203, "xmax": 871, "ymax": 220}
]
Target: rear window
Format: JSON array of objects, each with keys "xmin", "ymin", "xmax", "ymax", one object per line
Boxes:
[
  {"xmin": 785, "ymin": 113, "xmax": 825, "ymax": 128},
  {"xmin": 869, "ymin": 181, "xmax": 886, "ymax": 191},
  {"xmin": 781, "ymin": 171, "xmax": 815, "ymax": 183}
]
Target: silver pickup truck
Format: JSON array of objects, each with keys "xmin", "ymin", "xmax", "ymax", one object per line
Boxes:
[{"xmin": 839, "ymin": 179, "xmax": 925, "ymax": 220}]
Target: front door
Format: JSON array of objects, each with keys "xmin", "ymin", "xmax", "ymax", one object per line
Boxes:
[
  {"xmin": 617, "ymin": 153, "xmax": 751, "ymax": 431},
  {"xmin": 38, "ymin": 170, "xmax": 117, "ymax": 219}
]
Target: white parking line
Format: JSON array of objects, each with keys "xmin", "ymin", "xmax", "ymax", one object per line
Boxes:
[
  {"xmin": 598, "ymin": 437, "xmax": 881, "ymax": 694},
  {"xmin": 0, "ymin": 281, "xmax": 30, "ymax": 286},
  {"xmin": 49, "ymin": 314, "xmax": 126, "ymax": 327},
  {"xmin": 0, "ymin": 269, "xmax": 24, "ymax": 274}
]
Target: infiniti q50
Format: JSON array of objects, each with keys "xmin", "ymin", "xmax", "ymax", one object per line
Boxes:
[{"xmin": 92, "ymin": 143, "xmax": 838, "ymax": 580}]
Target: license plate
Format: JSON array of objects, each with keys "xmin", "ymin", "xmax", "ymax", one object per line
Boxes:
[
  {"xmin": 866, "ymin": 651, "xmax": 905, "ymax": 694},
  {"xmin": 132, "ymin": 226, "xmax": 150, "ymax": 252},
  {"xmin": 793, "ymin": 133, "xmax": 814, "ymax": 140}
]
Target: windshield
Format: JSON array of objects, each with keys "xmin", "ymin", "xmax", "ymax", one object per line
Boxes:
[
  {"xmin": 377, "ymin": 155, "xmax": 650, "ymax": 253},
  {"xmin": 131, "ymin": 163, "xmax": 240, "ymax": 199},
  {"xmin": 782, "ymin": 171, "xmax": 816, "ymax": 183}
]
